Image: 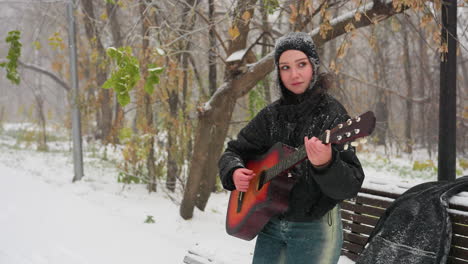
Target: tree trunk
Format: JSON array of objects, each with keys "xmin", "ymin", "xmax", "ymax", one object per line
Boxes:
[
  {"xmin": 208, "ymin": 0, "xmax": 217, "ymax": 96},
  {"xmin": 402, "ymin": 24, "xmax": 413, "ymax": 153},
  {"xmin": 164, "ymin": 0, "xmax": 199, "ymax": 192},
  {"xmin": 166, "ymin": 90, "xmax": 179, "ymax": 192},
  {"xmin": 193, "ymin": 0, "xmax": 258, "ymax": 212},
  {"xmin": 374, "ymin": 28, "xmax": 389, "ymax": 147},
  {"xmin": 106, "ymin": 1, "xmax": 124, "ymax": 144},
  {"xmin": 458, "ymin": 52, "xmax": 468, "ymax": 155},
  {"xmin": 34, "ymin": 50, "xmax": 47, "ymax": 151},
  {"xmin": 140, "ymin": 1, "xmax": 158, "ymax": 192},
  {"xmin": 416, "ymin": 16, "xmax": 427, "ymax": 149},
  {"xmin": 0, "ymin": 106, "xmax": 4, "ymax": 130},
  {"xmin": 260, "ymin": 0, "xmax": 271, "ymax": 103},
  {"xmin": 81, "ymin": 0, "xmax": 112, "ymax": 143},
  {"xmin": 181, "ymin": 83, "xmax": 238, "ymax": 218}
]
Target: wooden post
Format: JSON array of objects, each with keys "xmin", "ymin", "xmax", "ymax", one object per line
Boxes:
[{"xmin": 438, "ymin": 0, "xmax": 457, "ymax": 181}]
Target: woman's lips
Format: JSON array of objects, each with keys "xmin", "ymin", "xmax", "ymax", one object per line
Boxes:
[{"xmin": 291, "ymin": 82, "xmax": 303, "ymax": 86}]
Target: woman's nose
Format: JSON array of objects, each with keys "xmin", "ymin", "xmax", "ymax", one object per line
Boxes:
[{"xmin": 290, "ymin": 67, "xmax": 299, "ymax": 78}]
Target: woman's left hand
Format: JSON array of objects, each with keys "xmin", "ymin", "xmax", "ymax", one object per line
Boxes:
[{"xmin": 304, "ymin": 136, "xmax": 332, "ymax": 168}]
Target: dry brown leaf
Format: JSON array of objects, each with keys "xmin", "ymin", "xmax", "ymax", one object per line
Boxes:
[
  {"xmin": 345, "ymin": 22, "xmax": 355, "ymax": 33},
  {"xmin": 420, "ymin": 14, "xmax": 432, "ymax": 28},
  {"xmin": 289, "ymin": 4, "xmax": 298, "ymax": 24},
  {"xmin": 337, "ymin": 41, "xmax": 349, "ymax": 59},
  {"xmin": 355, "ymin": 12, "xmax": 362, "ymax": 22},
  {"xmin": 228, "ymin": 25, "xmax": 240, "ymax": 40},
  {"xmin": 319, "ymin": 21, "xmax": 333, "ymax": 39},
  {"xmin": 241, "ymin": 11, "xmax": 251, "ymax": 24}
]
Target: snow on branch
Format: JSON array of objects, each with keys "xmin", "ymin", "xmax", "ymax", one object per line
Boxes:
[
  {"xmin": 201, "ymin": 0, "xmax": 412, "ymax": 114},
  {"xmin": 312, "ymin": 0, "xmax": 398, "ymax": 45}
]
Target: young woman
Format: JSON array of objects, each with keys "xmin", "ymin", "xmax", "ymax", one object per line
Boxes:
[{"xmin": 218, "ymin": 32, "xmax": 365, "ymax": 264}]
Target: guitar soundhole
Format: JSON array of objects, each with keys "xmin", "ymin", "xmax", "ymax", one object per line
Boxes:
[{"xmin": 257, "ymin": 171, "xmax": 266, "ymax": 191}]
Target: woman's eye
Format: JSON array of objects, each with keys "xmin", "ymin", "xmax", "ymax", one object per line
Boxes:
[
  {"xmin": 281, "ymin": 65, "xmax": 289, "ymax": 70},
  {"xmin": 299, "ymin": 62, "xmax": 306, "ymax": 67}
]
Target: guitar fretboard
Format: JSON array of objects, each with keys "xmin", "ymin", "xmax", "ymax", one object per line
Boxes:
[{"xmin": 263, "ymin": 132, "xmax": 328, "ymax": 183}]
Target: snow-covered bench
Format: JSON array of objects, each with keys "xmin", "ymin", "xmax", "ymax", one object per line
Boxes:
[{"xmin": 340, "ymin": 187, "xmax": 468, "ymax": 263}]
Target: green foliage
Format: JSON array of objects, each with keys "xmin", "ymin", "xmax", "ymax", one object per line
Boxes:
[
  {"xmin": 460, "ymin": 159, "xmax": 468, "ymax": 170},
  {"xmin": 413, "ymin": 160, "xmax": 436, "ymax": 171},
  {"xmin": 103, "ymin": 47, "xmax": 165, "ymax": 107},
  {"xmin": 144, "ymin": 64, "xmax": 164, "ymax": 94},
  {"xmin": 116, "ymin": 128, "xmax": 165, "ymax": 185},
  {"xmin": 103, "ymin": 47, "xmax": 141, "ymax": 106},
  {"xmin": 144, "ymin": 215, "xmax": 155, "ymax": 223},
  {"xmin": 118, "ymin": 127, "xmax": 133, "ymax": 142},
  {"xmin": 15, "ymin": 129, "xmax": 36, "ymax": 148},
  {"xmin": 0, "ymin": 30, "xmax": 22, "ymax": 85},
  {"xmin": 117, "ymin": 171, "xmax": 141, "ymax": 184},
  {"xmin": 48, "ymin": 32, "xmax": 64, "ymax": 51},
  {"xmin": 263, "ymin": 0, "xmax": 280, "ymax": 14},
  {"xmin": 248, "ymin": 85, "xmax": 267, "ymax": 119},
  {"xmin": 105, "ymin": 0, "xmax": 116, "ymax": 4}
]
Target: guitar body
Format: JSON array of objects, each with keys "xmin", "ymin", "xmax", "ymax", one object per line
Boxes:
[
  {"xmin": 225, "ymin": 142, "xmax": 297, "ymax": 241},
  {"xmin": 225, "ymin": 111, "xmax": 376, "ymax": 241}
]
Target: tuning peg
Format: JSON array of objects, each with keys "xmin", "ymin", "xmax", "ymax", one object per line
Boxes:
[
  {"xmin": 346, "ymin": 119, "xmax": 352, "ymax": 125},
  {"xmin": 355, "ymin": 116, "xmax": 361, "ymax": 122},
  {"xmin": 343, "ymin": 143, "xmax": 349, "ymax": 150},
  {"xmin": 345, "ymin": 132, "xmax": 351, "ymax": 137},
  {"xmin": 354, "ymin": 129, "xmax": 360, "ymax": 134},
  {"xmin": 338, "ymin": 123, "xmax": 343, "ymax": 129}
]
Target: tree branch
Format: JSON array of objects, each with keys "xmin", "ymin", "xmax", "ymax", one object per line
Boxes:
[
  {"xmin": 202, "ymin": 0, "xmax": 415, "ymax": 114},
  {"xmin": 338, "ymin": 71, "xmax": 431, "ymax": 103},
  {"xmin": 13, "ymin": 60, "xmax": 70, "ymax": 92},
  {"xmin": 192, "ymin": 7, "xmax": 229, "ymax": 54}
]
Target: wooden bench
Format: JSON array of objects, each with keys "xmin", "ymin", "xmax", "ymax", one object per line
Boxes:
[{"xmin": 340, "ymin": 187, "xmax": 468, "ymax": 264}]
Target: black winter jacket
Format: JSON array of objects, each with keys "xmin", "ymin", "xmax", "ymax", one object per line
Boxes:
[{"xmin": 218, "ymin": 91, "xmax": 365, "ymax": 222}]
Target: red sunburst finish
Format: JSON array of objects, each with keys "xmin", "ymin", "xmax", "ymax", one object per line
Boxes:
[{"xmin": 225, "ymin": 142, "xmax": 297, "ymax": 241}]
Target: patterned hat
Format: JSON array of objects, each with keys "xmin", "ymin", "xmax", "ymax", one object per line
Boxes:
[{"xmin": 274, "ymin": 32, "xmax": 320, "ymax": 97}]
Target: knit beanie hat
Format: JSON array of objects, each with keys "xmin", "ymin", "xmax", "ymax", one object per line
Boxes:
[{"xmin": 274, "ymin": 32, "xmax": 321, "ymax": 103}]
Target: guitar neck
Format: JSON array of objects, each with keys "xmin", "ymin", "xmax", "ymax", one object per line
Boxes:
[
  {"xmin": 262, "ymin": 111, "xmax": 375, "ymax": 184},
  {"xmin": 263, "ymin": 132, "xmax": 329, "ymax": 183}
]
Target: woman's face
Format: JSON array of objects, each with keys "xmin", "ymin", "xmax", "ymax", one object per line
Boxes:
[{"xmin": 278, "ymin": 50, "xmax": 314, "ymax": 95}]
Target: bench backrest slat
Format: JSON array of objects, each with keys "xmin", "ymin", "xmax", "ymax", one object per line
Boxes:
[
  {"xmin": 341, "ymin": 201, "xmax": 386, "ymax": 217},
  {"xmin": 450, "ymin": 247, "xmax": 468, "ymax": 262},
  {"xmin": 341, "ymin": 210, "xmax": 379, "ymax": 226},
  {"xmin": 453, "ymin": 224, "xmax": 468, "ymax": 237},
  {"xmin": 447, "ymin": 256, "xmax": 468, "ymax": 264}
]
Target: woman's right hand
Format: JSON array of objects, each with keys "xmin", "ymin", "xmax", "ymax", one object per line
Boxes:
[{"xmin": 233, "ymin": 168, "xmax": 255, "ymax": 192}]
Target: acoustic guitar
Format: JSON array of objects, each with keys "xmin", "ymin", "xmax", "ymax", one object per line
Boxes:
[{"xmin": 225, "ymin": 111, "xmax": 376, "ymax": 240}]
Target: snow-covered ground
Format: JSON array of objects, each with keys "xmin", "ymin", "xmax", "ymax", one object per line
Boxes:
[{"xmin": 0, "ymin": 124, "xmax": 466, "ymax": 264}]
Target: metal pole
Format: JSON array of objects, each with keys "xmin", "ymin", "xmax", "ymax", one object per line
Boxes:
[
  {"xmin": 438, "ymin": 0, "xmax": 457, "ymax": 181},
  {"xmin": 67, "ymin": 0, "xmax": 84, "ymax": 181}
]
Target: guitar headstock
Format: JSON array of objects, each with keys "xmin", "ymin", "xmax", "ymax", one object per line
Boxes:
[{"xmin": 322, "ymin": 111, "xmax": 376, "ymax": 147}]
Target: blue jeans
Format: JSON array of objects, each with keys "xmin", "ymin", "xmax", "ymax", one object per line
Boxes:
[{"xmin": 252, "ymin": 205, "xmax": 343, "ymax": 264}]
